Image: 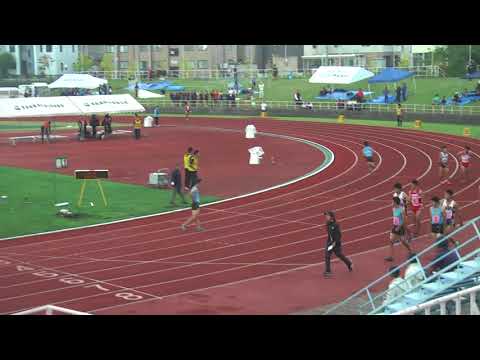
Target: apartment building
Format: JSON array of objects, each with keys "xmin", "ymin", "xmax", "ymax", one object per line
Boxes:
[
  {"xmin": 80, "ymin": 45, "xmax": 241, "ymax": 74},
  {"xmin": 0, "ymin": 45, "xmax": 79, "ymax": 76},
  {"xmin": 302, "ymin": 45, "xmax": 413, "ymax": 69},
  {"xmin": 0, "ymin": 45, "xmax": 34, "ymax": 76}
]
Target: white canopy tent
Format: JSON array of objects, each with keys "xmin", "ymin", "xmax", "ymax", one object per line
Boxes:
[
  {"xmin": 66, "ymin": 95, "xmax": 145, "ymax": 114},
  {"xmin": 308, "ymin": 66, "xmax": 375, "ymax": 84},
  {"xmin": 48, "ymin": 74, "xmax": 108, "ymax": 89},
  {"xmin": 0, "ymin": 94, "xmax": 144, "ymax": 118},
  {"xmin": 0, "ymin": 96, "xmax": 82, "ymax": 118}
]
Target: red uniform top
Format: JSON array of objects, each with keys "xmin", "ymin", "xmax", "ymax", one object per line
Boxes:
[{"xmin": 409, "ymin": 189, "xmax": 423, "ymax": 208}]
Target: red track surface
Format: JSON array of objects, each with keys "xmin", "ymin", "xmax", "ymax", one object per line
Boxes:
[{"xmin": 0, "ymin": 117, "xmax": 479, "ymax": 315}]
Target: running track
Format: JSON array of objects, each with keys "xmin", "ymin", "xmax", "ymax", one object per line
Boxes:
[{"xmin": 0, "ymin": 117, "xmax": 479, "ymax": 314}]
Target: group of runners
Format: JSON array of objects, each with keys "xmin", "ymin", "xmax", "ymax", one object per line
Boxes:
[{"xmin": 361, "ymin": 142, "xmax": 474, "ymax": 263}]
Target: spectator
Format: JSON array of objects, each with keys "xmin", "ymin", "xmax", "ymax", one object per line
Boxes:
[
  {"xmin": 272, "ymin": 65, "xmax": 278, "ymax": 80},
  {"xmin": 429, "ymin": 239, "xmax": 460, "ymax": 275},
  {"xmin": 252, "ymin": 76, "xmax": 257, "ymax": 89},
  {"xmin": 404, "ymin": 254, "xmax": 425, "ymax": 289},
  {"xmin": 383, "ymin": 266, "xmax": 408, "ymax": 305},
  {"xmin": 78, "ymin": 119, "xmax": 85, "ymax": 140},
  {"xmin": 169, "ymin": 163, "xmax": 187, "ymax": 206},
  {"xmin": 103, "ymin": 113, "xmax": 112, "ymax": 134},
  {"xmin": 40, "ymin": 120, "xmax": 51, "ymax": 143},
  {"xmin": 336, "ymin": 99, "xmax": 345, "ymax": 110},
  {"xmin": 395, "ymin": 85, "xmax": 402, "ymax": 102},
  {"xmin": 355, "ymin": 88, "xmax": 364, "ymax": 103},
  {"xmin": 90, "ymin": 114, "xmax": 99, "ymax": 138},
  {"xmin": 432, "ymin": 94, "xmax": 441, "ymax": 105},
  {"xmin": 401, "ymin": 83, "xmax": 408, "ymax": 101},
  {"xmin": 383, "ymin": 86, "xmax": 390, "ymax": 104},
  {"xmin": 108, "ymin": 85, "xmax": 113, "ymax": 95},
  {"xmin": 134, "ymin": 82, "xmax": 139, "ymax": 99},
  {"xmin": 440, "ymin": 96, "xmax": 447, "ymax": 105},
  {"xmin": 453, "ymin": 92, "xmax": 461, "ymax": 104},
  {"xmin": 294, "ymin": 90, "xmax": 302, "ymax": 106},
  {"xmin": 258, "ymin": 82, "xmax": 265, "ymax": 98},
  {"xmin": 153, "ymin": 106, "xmax": 160, "ymax": 127}
]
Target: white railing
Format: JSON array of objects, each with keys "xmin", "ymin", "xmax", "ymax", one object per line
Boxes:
[
  {"xmin": 12, "ymin": 305, "xmax": 91, "ymax": 315},
  {"xmin": 393, "ymin": 284, "xmax": 480, "ymax": 315},
  {"xmin": 77, "ymin": 65, "xmax": 441, "ymax": 80},
  {"xmin": 138, "ymin": 98, "xmax": 480, "ymax": 116}
]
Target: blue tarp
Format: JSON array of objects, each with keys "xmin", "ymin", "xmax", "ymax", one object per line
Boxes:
[
  {"xmin": 445, "ymin": 95, "xmax": 480, "ymax": 106},
  {"xmin": 365, "ymin": 95, "xmax": 397, "ymax": 104},
  {"xmin": 128, "ymin": 81, "xmax": 172, "ymax": 91},
  {"xmin": 127, "ymin": 81, "xmax": 185, "ymax": 92},
  {"xmin": 368, "ymin": 68, "xmax": 415, "ymax": 83},
  {"xmin": 465, "ymin": 71, "xmax": 480, "ymax": 79},
  {"xmin": 165, "ymin": 85, "xmax": 185, "ymax": 91}
]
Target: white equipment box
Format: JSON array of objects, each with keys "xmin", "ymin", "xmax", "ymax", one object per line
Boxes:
[{"xmin": 149, "ymin": 169, "xmax": 169, "ymax": 187}]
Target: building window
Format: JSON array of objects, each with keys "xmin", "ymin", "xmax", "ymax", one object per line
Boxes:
[
  {"xmin": 184, "ymin": 45, "xmax": 195, "ymax": 52},
  {"xmin": 60, "ymin": 62, "xmax": 64, "ymax": 72},
  {"xmin": 59, "ymin": 45, "xmax": 63, "ymax": 52},
  {"xmin": 119, "ymin": 46, "xmax": 128, "ymax": 53},
  {"xmin": 169, "ymin": 48, "xmax": 179, "ymax": 57},
  {"xmin": 139, "ymin": 45, "xmax": 148, "ymax": 52},
  {"xmin": 197, "ymin": 60, "xmax": 209, "ymax": 69},
  {"xmin": 46, "ymin": 45, "xmax": 52, "ymax": 52},
  {"xmin": 312, "ymin": 45, "xmax": 317, "ymax": 49},
  {"xmin": 153, "ymin": 45, "xmax": 162, "ymax": 52},
  {"xmin": 105, "ymin": 45, "xmax": 114, "ymax": 53},
  {"xmin": 119, "ymin": 61, "xmax": 128, "ymax": 69},
  {"xmin": 27, "ymin": 49, "xmax": 31, "ymax": 58},
  {"xmin": 9, "ymin": 45, "xmax": 15, "ymax": 52},
  {"xmin": 72, "ymin": 45, "xmax": 75, "ymax": 52},
  {"xmin": 40, "ymin": 45, "xmax": 43, "ymax": 52}
]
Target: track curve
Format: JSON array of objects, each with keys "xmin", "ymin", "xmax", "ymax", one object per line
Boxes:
[{"xmin": 0, "ymin": 117, "xmax": 479, "ymax": 315}]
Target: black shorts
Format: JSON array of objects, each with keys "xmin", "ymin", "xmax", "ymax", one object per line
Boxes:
[
  {"xmin": 192, "ymin": 201, "xmax": 200, "ymax": 210},
  {"xmin": 365, "ymin": 156, "xmax": 374, "ymax": 163},
  {"xmin": 391, "ymin": 225, "xmax": 405, "ymax": 236},
  {"xmin": 439, "ymin": 163, "xmax": 448, "ymax": 169},
  {"xmin": 431, "ymin": 223, "xmax": 444, "ymax": 234},
  {"xmin": 445, "ymin": 219, "xmax": 455, "ymax": 226}
]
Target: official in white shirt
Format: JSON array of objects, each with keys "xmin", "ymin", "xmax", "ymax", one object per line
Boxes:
[{"xmin": 383, "ymin": 266, "xmax": 408, "ymax": 306}]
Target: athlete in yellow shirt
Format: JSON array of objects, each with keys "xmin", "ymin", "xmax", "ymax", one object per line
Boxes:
[
  {"xmin": 133, "ymin": 114, "xmax": 142, "ymax": 139},
  {"xmin": 396, "ymin": 104, "xmax": 404, "ymax": 127},
  {"xmin": 184, "ymin": 147, "xmax": 194, "ymax": 190},
  {"xmin": 189, "ymin": 150, "xmax": 200, "ymax": 189}
]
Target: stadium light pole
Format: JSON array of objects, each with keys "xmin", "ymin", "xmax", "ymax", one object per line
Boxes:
[{"xmin": 468, "ymin": 45, "xmax": 472, "ymax": 63}]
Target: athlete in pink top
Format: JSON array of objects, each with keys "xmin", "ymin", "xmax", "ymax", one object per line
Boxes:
[{"xmin": 458, "ymin": 145, "xmax": 472, "ymax": 182}]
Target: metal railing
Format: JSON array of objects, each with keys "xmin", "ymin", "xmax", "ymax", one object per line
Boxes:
[
  {"xmin": 77, "ymin": 65, "xmax": 441, "ymax": 81},
  {"xmin": 137, "ymin": 98, "xmax": 480, "ymax": 116},
  {"xmin": 393, "ymin": 283, "xmax": 480, "ymax": 315},
  {"xmin": 323, "ymin": 216, "xmax": 480, "ymax": 315},
  {"xmin": 12, "ymin": 304, "xmax": 91, "ymax": 315}
]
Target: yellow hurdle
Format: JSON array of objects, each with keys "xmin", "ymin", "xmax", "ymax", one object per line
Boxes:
[
  {"xmin": 337, "ymin": 114, "xmax": 345, "ymax": 124},
  {"xmin": 414, "ymin": 119, "xmax": 422, "ymax": 129},
  {"xmin": 463, "ymin": 128, "xmax": 472, "ymax": 137}
]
